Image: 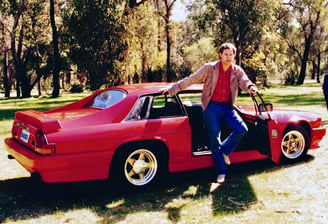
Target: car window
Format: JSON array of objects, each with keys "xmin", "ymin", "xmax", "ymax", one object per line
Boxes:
[
  {"xmin": 126, "ymin": 94, "xmax": 185, "ymax": 121},
  {"xmin": 149, "ymin": 95, "xmax": 185, "ymax": 119},
  {"xmin": 178, "ymin": 92, "xmax": 202, "ymax": 106},
  {"xmin": 89, "ymin": 90, "xmax": 126, "ymax": 109},
  {"xmin": 126, "ymin": 96, "xmax": 152, "ymax": 120}
]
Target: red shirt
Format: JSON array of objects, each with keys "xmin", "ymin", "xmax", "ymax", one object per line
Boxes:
[{"xmin": 211, "ymin": 64, "xmax": 232, "ymax": 103}]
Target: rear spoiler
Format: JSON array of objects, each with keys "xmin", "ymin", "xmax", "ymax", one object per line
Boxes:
[{"xmin": 15, "ymin": 110, "xmax": 62, "ymax": 133}]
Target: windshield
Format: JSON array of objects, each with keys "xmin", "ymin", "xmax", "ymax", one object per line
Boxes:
[{"xmin": 89, "ymin": 89, "xmax": 127, "ymax": 109}]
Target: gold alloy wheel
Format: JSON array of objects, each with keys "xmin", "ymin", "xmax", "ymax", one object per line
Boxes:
[
  {"xmin": 124, "ymin": 149, "xmax": 158, "ymax": 186},
  {"xmin": 281, "ymin": 130, "xmax": 306, "ymax": 160}
]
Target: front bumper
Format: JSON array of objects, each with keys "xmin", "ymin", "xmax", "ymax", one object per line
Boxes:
[{"xmin": 310, "ymin": 126, "xmax": 326, "ymax": 149}]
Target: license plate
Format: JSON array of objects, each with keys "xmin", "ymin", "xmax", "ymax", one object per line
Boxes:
[{"xmin": 20, "ymin": 128, "xmax": 30, "ymax": 143}]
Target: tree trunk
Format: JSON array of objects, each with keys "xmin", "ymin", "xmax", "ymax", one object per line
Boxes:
[
  {"xmin": 165, "ymin": 18, "xmax": 172, "ymax": 82},
  {"xmin": 3, "ymin": 49, "xmax": 10, "ymax": 97},
  {"xmin": 50, "ymin": 0, "xmax": 61, "ymax": 98},
  {"xmin": 317, "ymin": 51, "xmax": 321, "ymax": 83},
  {"xmin": 296, "ymin": 38, "xmax": 311, "ymax": 85},
  {"xmin": 12, "ymin": 28, "xmax": 31, "ymax": 98},
  {"xmin": 311, "ymin": 61, "xmax": 316, "ymax": 80}
]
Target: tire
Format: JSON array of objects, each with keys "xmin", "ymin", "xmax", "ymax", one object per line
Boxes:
[
  {"xmin": 280, "ymin": 126, "xmax": 309, "ymax": 163},
  {"xmin": 111, "ymin": 144, "xmax": 166, "ymax": 189}
]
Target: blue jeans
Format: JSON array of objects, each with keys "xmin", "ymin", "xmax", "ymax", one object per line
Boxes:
[{"xmin": 203, "ymin": 101, "xmax": 248, "ymax": 175}]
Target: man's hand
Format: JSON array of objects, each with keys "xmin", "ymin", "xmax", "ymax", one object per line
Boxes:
[
  {"xmin": 161, "ymin": 88, "xmax": 173, "ymax": 96},
  {"xmin": 249, "ymin": 85, "xmax": 258, "ymax": 96}
]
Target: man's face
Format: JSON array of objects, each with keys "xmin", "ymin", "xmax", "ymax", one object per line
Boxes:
[{"xmin": 219, "ymin": 48, "xmax": 235, "ymax": 65}]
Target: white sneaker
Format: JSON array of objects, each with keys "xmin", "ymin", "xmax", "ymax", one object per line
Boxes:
[
  {"xmin": 223, "ymin": 153, "xmax": 231, "ymax": 165},
  {"xmin": 217, "ymin": 174, "xmax": 226, "ymax": 184}
]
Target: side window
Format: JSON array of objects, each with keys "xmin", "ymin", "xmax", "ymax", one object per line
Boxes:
[
  {"xmin": 178, "ymin": 92, "xmax": 202, "ymax": 106},
  {"xmin": 149, "ymin": 94, "xmax": 185, "ymax": 119},
  {"xmin": 126, "ymin": 96, "xmax": 152, "ymax": 121},
  {"xmin": 126, "ymin": 94, "xmax": 185, "ymax": 121}
]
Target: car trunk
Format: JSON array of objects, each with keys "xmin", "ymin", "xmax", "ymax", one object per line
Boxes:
[{"xmin": 11, "ymin": 109, "xmax": 99, "ymax": 154}]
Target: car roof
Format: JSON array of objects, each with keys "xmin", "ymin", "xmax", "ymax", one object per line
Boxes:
[{"xmin": 109, "ymin": 82, "xmax": 203, "ymax": 96}]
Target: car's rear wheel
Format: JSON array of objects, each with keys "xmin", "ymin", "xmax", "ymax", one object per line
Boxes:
[
  {"xmin": 124, "ymin": 148, "xmax": 158, "ymax": 186},
  {"xmin": 280, "ymin": 126, "xmax": 309, "ymax": 163},
  {"xmin": 111, "ymin": 144, "xmax": 166, "ymax": 189}
]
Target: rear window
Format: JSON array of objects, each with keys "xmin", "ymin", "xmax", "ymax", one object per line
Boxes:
[{"xmin": 89, "ymin": 90, "xmax": 127, "ymax": 109}]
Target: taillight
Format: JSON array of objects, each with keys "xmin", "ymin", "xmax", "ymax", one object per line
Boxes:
[{"xmin": 35, "ymin": 130, "xmax": 56, "ymax": 155}]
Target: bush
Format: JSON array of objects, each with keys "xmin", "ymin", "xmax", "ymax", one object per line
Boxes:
[
  {"xmin": 70, "ymin": 84, "xmax": 84, "ymax": 93},
  {"xmin": 284, "ymin": 70, "xmax": 298, "ymax": 85}
]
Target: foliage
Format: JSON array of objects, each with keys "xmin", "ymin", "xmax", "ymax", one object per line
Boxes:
[
  {"xmin": 183, "ymin": 37, "xmax": 217, "ymax": 72},
  {"xmin": 206, "ymin": 0, "xmax": 270, "ymax": 63},
  {"xmin": 1, "ymin": 0, "xmax": 328, "ymax": 98},
  {"xmin": 3, "ymin": 0, "xmax": 54, "ymax": 97},
  {"xmin": 186, "ymin": 0, "xmax": 273, "ymax": 81},
  {"xmin": 277, "ymin": 0, "xmax": 328, "ymax": 84},
  {"xmin": 63, "ymin": 0, "xmax": 128, "ymax": 91},
  {"xmin": 123, "ymin": 2, "xmax": 166, "ymax": 83}
]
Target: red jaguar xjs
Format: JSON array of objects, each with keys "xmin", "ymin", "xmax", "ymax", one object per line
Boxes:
[{"xmin": 4, "ymin": 83, "xmax": 326, "ymax": 188}]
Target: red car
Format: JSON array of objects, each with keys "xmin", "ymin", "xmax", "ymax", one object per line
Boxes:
[{"xmin": 4, "ymin": 83, "xmax": 326, "ymax": 188}]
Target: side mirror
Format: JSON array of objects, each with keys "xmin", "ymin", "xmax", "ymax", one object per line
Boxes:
[{"xmin": 259, "ymin": 103, "xmax": 273, "ymax": 112}]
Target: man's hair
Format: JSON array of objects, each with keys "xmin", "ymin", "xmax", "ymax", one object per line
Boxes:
[{"xmin": 218, "ymin": 43, "xmax": 236, "ymax": 55}]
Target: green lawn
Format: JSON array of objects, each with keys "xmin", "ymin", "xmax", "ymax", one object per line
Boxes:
[{"xmin": 0, "ymin": 83, "xmax": 327, "ymax": 224}]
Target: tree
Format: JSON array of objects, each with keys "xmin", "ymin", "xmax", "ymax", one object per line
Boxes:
[
  {"xmin": 183, "ymin": 37, "xmax": 217, "ymax": 72},
  {"xmin": 124, "ymin": 2, "xmax": 165, "ymax": 83},
  {"xmin": 50, "ymin": 0, "xmax": 60, "ymax": 97},
  {"xmin": 5, "ymin": 0, "xmax": 53, "ymax": 97},
  {"xmin": 214, "ymin": 0, "xmax": 270, "ymax": 64},
  {"xmin": 156, "ymin": 0, "xmax": 177, "ymax": 82},
  {"xmin": 279, "ymin": 0, "xmax": 327, "ymax": 85},
  {"xmin": 0, "ymin": 0, "xmax": 11, "ymax": 97},
  {"xmin": 64, "ymin": 0, "xmax": 128, "ymax": 91},
  {"xmin": 186, "ymin": 0, "xmax": 271, "ymax": 82}
]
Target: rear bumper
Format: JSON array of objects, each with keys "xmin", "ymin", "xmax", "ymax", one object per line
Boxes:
[
  {"xmin": 4, "ymin": 138, "xmax": 114, "ymax": 183},
  {"xmin": 310, "ymin": 126, "xmax": 326, "ymax": 149}
]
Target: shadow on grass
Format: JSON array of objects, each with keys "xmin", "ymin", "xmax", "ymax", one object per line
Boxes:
[{"xmin": 0, "ymin": 155, "xmax": 314, "ymax": 223}]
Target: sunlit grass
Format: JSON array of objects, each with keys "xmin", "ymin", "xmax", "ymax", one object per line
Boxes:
[
  {"xmin": 236, "ymin": 82, "xmax": 326, "ymax": 110},
  {"xmin": 0, "ymin": 92, "xmax": 89, "ymax": 121}
]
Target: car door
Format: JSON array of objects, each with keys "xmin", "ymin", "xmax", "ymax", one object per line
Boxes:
[
  {"xmin": 251, "ymin": 93, "xmax": 273, "ymax": 159},
  {"xmin": 126, "ymin": 93, "xmax": 192, "ymax": 160}
]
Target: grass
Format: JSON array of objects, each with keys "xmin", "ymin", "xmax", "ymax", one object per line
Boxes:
[{"xmin": 0, "ymin": 83, "xmax": 328, "ymax": 224}]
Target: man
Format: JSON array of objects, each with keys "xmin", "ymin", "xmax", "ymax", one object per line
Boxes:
[{"xmin": 163, "ymin": 43, "xmax": 258, "ymax": 184}]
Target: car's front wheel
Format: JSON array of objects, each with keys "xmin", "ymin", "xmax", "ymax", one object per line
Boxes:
[
  {"xmin": 111, "ymin": 144, "xmax": 166, "ymax": 189},
  {"xmin": 280, "ymin": 126, "xmax": 309, "ymax": 163}
]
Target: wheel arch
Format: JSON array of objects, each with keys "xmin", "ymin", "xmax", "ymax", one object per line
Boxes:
[
  {"xmin": 283, "ymin": 121, "xmax": 311, "ymax": 139},
  {"xmin": 109, "ymin": 139, "xmax": 169, "ymax": 179}
]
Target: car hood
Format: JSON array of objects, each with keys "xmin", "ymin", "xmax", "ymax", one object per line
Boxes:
[
  {"xmin": 239, "ymin": 105, "xmax": 322, "ymax": 124},
  {"xmin": 268, "ymin": 108, "xmax": 322, "ymax": 124}
]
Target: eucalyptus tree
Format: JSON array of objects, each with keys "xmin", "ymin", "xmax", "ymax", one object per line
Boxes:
[
  {"xmin": 201, "ymin": 0, "xmax": 270, "ymax": 66},
  {"xmin": 155, "ymin": 0, "xmax": 177, "ymax": 82},
  {"xmin": 310, "ymin": 23, "xmax": 328, "ymax": 83},
  {"xmin": 50, "ymin": 0, "xmax": 60, "ymax": 97},
  {"xmin": 124, "ymin": 2, "xmax": 165, "ymax": 83},
  {"xmin": 0, "ymin": 0, "xmax": 11, "ymax": 97},
  {"xmin": 278, "ymin": 0, "xmax": 328, "ymax": 85},
  {"xmin": 6, "ymin": 0, "xmax": 52, "ymax": 97},
  {"xmin": 186, "ymin": 0, "xmax": 271, "ymax": 82},
  {"xmin": 63, "ymin": 0, "xmax": 128, "ymax": 91}
]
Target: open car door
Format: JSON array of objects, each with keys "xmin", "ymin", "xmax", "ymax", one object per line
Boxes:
[{"xmin": 251, "ymin": 92, "xmax": 273, "ymax": 159}]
